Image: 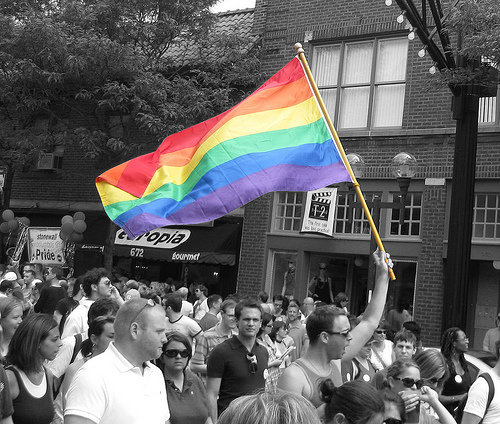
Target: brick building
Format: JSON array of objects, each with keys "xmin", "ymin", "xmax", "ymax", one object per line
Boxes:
[{"xmin": 236, "ymin": 0, "xmax": 500, "ymax": 346}]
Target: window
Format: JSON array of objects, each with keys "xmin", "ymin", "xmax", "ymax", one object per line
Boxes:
[
  {"xmin": 335, "ymin": 192, "xmax": 379, "ymax": 235},
  {"xmin": 273, "ymin": 192, "xmax": 304, "ymax": 232},
  {"xmin": 473, "ymin": 194, "xmax": 500, "ymax": 239},
  {"xmin": 389, "ymin": 192, "xmax": 422, "ymax": 236},
  {"xmin": 478, "ymin": 94, "xmax": 499, "ymax": 125},
  {"xmin": 312, "ymin": 38, "xmax": 408, "ymax": 130}
]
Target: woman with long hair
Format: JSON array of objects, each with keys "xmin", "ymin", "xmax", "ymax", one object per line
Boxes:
[
  {"xmin": 440, "ymin": 327, "xmax": 471, "ymax": 414},
  {"xmin": 383, "ymin": 359, "xmax": 456, "ymax": 424},
  {"xmin": 60, "ymin": 316, "xmax": 115, "ymax": 406},
  {"xmin": 320, "ymin": 379, "xmax": 386, "ymax": 424},
  {"xmin": 269, "ymin": 320, "xmax": 294, "ymax": 369},
  {"xmin": 157, "ymin": 332, "xmax": 211, "ymax": 424},
  {"xmin": 0, "ymin": 298, "xmax": 23, "ymax": 359},
  {"xmin": 5, "ymin": 313, "xmax": 62, "ymax": 424},
  {"xmin": 257, "ymin": 313, "xmax": 288, "ymax": 392}
]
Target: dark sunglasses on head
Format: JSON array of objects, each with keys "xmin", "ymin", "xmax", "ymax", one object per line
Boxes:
[
  {"xmin": 394, "ymin": 377, "xmax": 423, "ymax": 389},
  {"xmin": 130, "ymin": 298, "xmax": 155, "ymax": 323},
  {"xmin": 384, "ymin": 419, "xmax": 403, "ymax": 424},
  {"xmin": 163, "ymin": 349, "xmax": 190, "ymax": 358},
  {"xmin": 246, "ymin": 353, "xmax": 258, "ymax": 374}
]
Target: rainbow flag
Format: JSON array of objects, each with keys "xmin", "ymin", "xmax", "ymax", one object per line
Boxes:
[{"xmin": 96, "ymin": 57, "xmax": 352, "ymax": 238}]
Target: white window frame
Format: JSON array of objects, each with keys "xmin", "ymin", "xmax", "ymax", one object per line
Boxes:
[
  {"xmin": 473, "ymin": 193, "xmax": 500, "ymax": 240},
  {"xmin": 388, "ymin": 192, "xmax": 422, "ymax": 238},
  {"xmin": 312, "ymin": 37, "xmax": 408, "ymax": 130}
]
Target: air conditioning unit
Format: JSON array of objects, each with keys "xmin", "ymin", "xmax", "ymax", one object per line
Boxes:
[{"xmin": 37, "ymin": 153, "xmax": 63, "ymax": 171}]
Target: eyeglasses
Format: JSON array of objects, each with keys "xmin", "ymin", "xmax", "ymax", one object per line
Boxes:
[
  {"xmin": 384, "ymin": 419, "xmax": 403, "ymax": 424},
  {"xmin": 375, "ymin": 329, "xmax": 386, "ymax": 334},
  {"xmin": 319, "ymin": 267, "xmax": 326, "ymax": 270},
  {"xmin": 246, "ymin": 353, "xmax": 258, "ymax": 374},
  {"xmin": 324, "ymin": 330, "xmax": 350, "ymax": 338},
  {"xmin": 394, "ymin": 377, "xmax": 424, "ymax": 389},
  {"xmin": 163, "ymin": 349, "xmax": 190, "ymax": 358},
  {"xmin": 130, "ymin": 298, "xmax": 155, "ymax": 323}
]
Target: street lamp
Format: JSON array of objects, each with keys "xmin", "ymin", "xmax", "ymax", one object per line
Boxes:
[
  {"xmin": 346, "ymin": 153, "xmax": 366, "ymax": 179},
  {"xmin": 391, "ymin": 152, "xmax": 418, "ymax": 208}
]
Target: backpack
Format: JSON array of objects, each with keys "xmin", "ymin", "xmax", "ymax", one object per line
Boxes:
[{"xmin": 454, "ymin": 373, "xmax": 495, "ymax": 423}]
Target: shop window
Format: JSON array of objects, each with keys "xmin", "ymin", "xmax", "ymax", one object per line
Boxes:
[
  {"xmin": 273, "ymin": 192, "xmax": 304, "ymax": 232},
  {"xmin": 312, "ymin": 37, "xmax": 408, "ymax": 130},
  {"xmin": 473, "ymin": 193, "xmax": 500, "ymax": 239},
  {"xmin": 384, "ymin": 261, "xmax": 417, "ymax": 333},
  {"xmin": 270, "ymin": 251, "xmax": 298, "ymax": 299},
  {"xmin": 334, "ymin": 191, "xmax": 379, "ymax": 235},
  {"xmin": 389, "ymin": 192, "xmax": 422, "ymax": 237},
  {"xmin": 308, "ymin": 255, "xmax": 349, "ymax": 304}
]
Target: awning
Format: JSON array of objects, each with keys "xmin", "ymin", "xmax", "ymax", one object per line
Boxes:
[{"xmin": 113, "ymin": 222, "xmax": 241, "ymax": 266}]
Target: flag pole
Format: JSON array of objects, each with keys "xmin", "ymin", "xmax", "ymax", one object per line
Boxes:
[{"xmin": 294, "ymin": 43, "xmax": 396, "ymax": 281}]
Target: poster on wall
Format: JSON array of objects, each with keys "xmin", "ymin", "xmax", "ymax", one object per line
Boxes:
[
  {"xmin": 300, "ymin": 187, "xmax": 337, "ymax": 236},
  {"xmin": 27, "ymin": 227, "xmax": 65, "ymax": 265}
]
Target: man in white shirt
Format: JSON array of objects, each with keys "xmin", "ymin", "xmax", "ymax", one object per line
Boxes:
[
  {"xmin": 64, "ymin": 298, "xmax": 170, "ymax": 424},
  {"xmin": 164, "ymin": 293, "xmax": 203, "ymax": 345},
  {"xmin": 193, "ymin": 284, "xmax": 209, "ymax": 321},
  {"xmin": 463, "ymin": 355, "xmax": 500, "ymax": 424},
  {"xmin": 62, "ymin": 268, "xmax": 123, "ymax": 338},
  {"xmin": 177, "ymin": 287, "xmax": 193, "ymax": 317}
]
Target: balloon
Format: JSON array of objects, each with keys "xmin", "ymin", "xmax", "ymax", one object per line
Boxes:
[
  {"xmin": 61, "ymin": 222, "xmax": 74, "ymax": 234},
  {"xmin": 7, "ymin": 219, "xmax": 18, "ymax": 231},
  {"xmin": 70, "ymin": 232, "xmax": 83, "ymax": 242},
  {"xmin": 73, "ymin": 211, "xmax": 86, "ymax": 221},
  {"xmin": 2, "ymin": 209, "xmax": 14, "ymax": 222},
  {"xmin": 59, "ymin": 231, "xmax": 69, "ymax": 241},
  {"xmin": 19, "ymin": 217, "xmax": 31, "ymax": 227},
  {"xmin": 0, "ymin": 222, "xmax": 9, "ymax": 233},
  {"xmin": 73, "ymin": 220, "xmax": 87, "ymax": 233},
  {"xmin": 61, "ymin": 215, "xmax": 73, "ymax": 225}
]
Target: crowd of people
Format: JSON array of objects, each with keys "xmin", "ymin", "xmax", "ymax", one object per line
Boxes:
[{"xmin": 0, "ymin": 250, "xmax": 499, "ymax": 424}]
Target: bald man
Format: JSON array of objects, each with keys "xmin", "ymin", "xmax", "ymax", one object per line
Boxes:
[
  {"xmin": 64, "ymin": 298, "xmax": 170, "ymax": 424},
  {"xmin": 177, "ymin": 287, "xmax": 194, "ymax": 318}
]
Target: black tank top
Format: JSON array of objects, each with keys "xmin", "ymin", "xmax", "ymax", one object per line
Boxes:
[{"xmin": 7, "ymin": 366, "xmax": 54, "ymax": 424}]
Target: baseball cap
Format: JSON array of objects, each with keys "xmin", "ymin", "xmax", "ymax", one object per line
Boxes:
[{"xmin": 2, "ymin": 271, "xmax": 18, "ymax": 281}]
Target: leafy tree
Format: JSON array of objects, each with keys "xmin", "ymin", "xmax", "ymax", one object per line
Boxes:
[{"xmin": 0, "ymin": 0, "xmax": 263, "ymax": 174}]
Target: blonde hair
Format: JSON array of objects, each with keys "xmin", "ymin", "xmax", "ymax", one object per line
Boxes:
[{"xmin": 218, "ymin": 390, "xmax": 321, "ymax": 424}]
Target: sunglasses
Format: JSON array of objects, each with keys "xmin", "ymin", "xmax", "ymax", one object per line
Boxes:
[
  {"xmin": 319, "ymin": 267, "xmax": 326, "ymax": 270},
  {"xmin": 131, "ymin": 298, "xmax": 155, "ymax": 323},
  {"xmin": 163, "ymin": 349, "xmax": 190, "ymax": 358},
  {"xmin": 375, "ymin": 329, "xmax": 386, "ymax": 334},
  {"xmin": 394, "ymin": 377, "xmax": 424, "ymax": 389},
  {"xmin": 384, "ymin": 419, "xmax": 403, "ymax": 424},
  {"xmin": 246, "ymin": 353, "xmax": 258, "ymax": 374}
]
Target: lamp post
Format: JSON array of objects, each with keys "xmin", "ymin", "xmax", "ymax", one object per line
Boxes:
[
  {"xmin": 348, "ymin": 152, "xmax": 418, "ymax": 290},
  {"xmin": 386, "ymin": 0, "xmax": 497, "ymax": 331}
]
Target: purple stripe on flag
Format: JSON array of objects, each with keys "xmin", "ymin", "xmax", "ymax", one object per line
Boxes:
[{"xmin": 121, "ymin": 162, "xmax": 350, "ymax": 238}]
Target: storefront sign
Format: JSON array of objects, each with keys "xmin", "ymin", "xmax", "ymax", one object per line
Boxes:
[
  {"xmin": 300, "ymin": 187, "xmax": 337, "ymax": 236},
  {"xmin": 115, "ymin": 228, "xmax": 191, "ymax": 249},
  {"xmin": 27, "ymin": 227, "xmax": 65, "ymax": 265}
]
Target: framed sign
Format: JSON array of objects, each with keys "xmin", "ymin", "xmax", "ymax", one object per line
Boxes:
[
  {"xmin": 27, "ymin": 227, "xmax": 65, "ymax": 265},
  {"xmin": 300, "ymin": 187, "xmax": 337, "ymax": 236}
]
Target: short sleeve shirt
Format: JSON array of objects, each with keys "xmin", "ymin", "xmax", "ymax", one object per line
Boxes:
[
  {"xmin": 207, "ymin": 336, "xmax": 268, "ymax": 413},
  {"xmin": 165, "ymin": 315, "xmax": 202, "ymax": 344},
  {"xmin": 64, "ymin": 342, "xmax": 169, "ymax": 424},
  {"xmin": 464, "ymin": 371, "xmax": 500, "ymax": 424}
]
